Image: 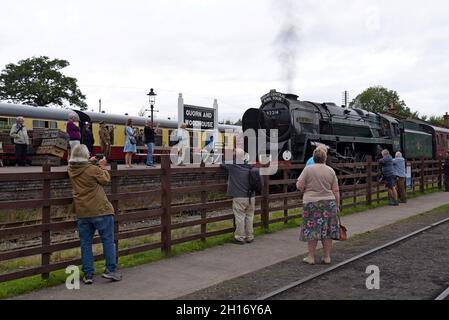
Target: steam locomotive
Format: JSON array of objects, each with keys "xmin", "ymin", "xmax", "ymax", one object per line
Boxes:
[{"xmin": 242, "ymin": 90, "xmax": 449, "ymax": 164}]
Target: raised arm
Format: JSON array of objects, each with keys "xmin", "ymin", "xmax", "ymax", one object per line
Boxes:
[{"xmin": 296, "ymin": 169, "xmax": 307, "ymax": 192}]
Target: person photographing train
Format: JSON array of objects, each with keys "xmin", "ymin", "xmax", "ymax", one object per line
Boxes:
[
  {"xmin": 68, "ymin": 144, "xmax": 122, "ymax": 284},
  {"xmin": 379, "ymin": 149, "xmax": 399, "ymax": 206}
]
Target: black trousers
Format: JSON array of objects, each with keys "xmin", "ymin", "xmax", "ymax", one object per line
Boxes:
[
  {"xmin": 444, "ymin": 174, "xmax": 449, "ymax": 192},
  {"xmin": 15, "ymin": 144, "xmax": 28, "ymax": 166}
]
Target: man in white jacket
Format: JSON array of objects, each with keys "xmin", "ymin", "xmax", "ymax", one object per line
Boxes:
[
  {"xmin": 176, "ymin": 123, "xmax": 189, "ymax": 166},
  {"xmin": 9, "ymin": 116, "xmax": 29, "ymax": 166}
]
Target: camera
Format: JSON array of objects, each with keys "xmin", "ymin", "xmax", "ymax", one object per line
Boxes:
[{"xmin": 95, "ymin": 153, "xmax": 105, "ymax": 161}]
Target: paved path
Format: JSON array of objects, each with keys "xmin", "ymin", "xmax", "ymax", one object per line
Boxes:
[{"xmin": 15, "ymin": 192, "xmax": 449, "ymax": 300}]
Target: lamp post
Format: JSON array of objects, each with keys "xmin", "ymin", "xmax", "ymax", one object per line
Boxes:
[{"xmin": 147, "ymin": 88, "xmax": 157, "ymax": 126}]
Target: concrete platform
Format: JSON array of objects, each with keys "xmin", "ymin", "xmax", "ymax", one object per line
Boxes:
[
  {"xmin": 14, "ymin": 192, "xmax": 449, "ymax": 300},
  {"xmin": 0, "ymin": 163, "xmax": 218, "ymax": 173}
]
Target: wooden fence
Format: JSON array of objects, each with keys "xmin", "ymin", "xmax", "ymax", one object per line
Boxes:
[{"xmin": 0, "ymin": 156, "xmax": 444, "ymax": 283}]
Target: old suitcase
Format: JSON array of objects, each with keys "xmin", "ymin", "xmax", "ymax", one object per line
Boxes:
[{"xmin": 36, "ymin": 146, "xmax": 66, "ymax": 158}]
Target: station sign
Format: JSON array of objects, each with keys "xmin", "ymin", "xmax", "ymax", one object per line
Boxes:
[{"xmin": 183, "ymin": 105, "xmax": 215, "ymax": 130}]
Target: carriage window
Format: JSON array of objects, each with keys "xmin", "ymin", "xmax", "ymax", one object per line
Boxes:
[
  {"xmin": 31, "ymin": 120, "xmax": 57, "ymax": 129},
  {"xmin": 155, "ymin": 133, "xmax": 162, "ymax": 146},
  {"xmin": 0, "ymin": 117, "xmax": 12, "ymax": 129},
  {"xmin": 32, "ymin": 120, "xmax": 47, "ymax": 128}
]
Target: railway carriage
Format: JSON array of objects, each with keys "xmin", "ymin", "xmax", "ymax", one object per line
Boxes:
[{"xmin": 0, "ymin": 103, "xmax": 240, "ymax": 163}]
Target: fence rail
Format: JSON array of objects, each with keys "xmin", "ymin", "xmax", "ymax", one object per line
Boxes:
[{"xmin": 0, "ymin": 156, "xmax": 444, "ymax": 282}]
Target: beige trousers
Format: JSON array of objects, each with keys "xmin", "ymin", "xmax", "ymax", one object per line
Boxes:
[{"xmin": 233, "ymin": 197, "xmax": 255, "ymax": 242}]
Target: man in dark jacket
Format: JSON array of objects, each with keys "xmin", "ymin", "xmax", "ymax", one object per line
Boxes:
[
  {"xmin": 443, "ymin": 151, "xmax": 449, "ymax": 192},
  {"xmin": 221, "ymin": 149, "xmax": 262, "ymax": 244},
  {"xmin": 380, "ymin": 149, "xmax": 399, "ymax": 206},
  {"xmin": 144, "ymin": 120, "xmax": 160, "ymax": 167},
  {"xmin": 81, "ymin": 123, "xmax": 95, "ymax": 155}
]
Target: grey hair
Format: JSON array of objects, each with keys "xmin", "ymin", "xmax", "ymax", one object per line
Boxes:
[
  {"xmin": 382, "ymin": 149, "xmax": 390, "ymax": 157},
  {"xmin": 68, "ymin": 113, "xmax": 78, "ymax": 120},
  {"xmin": 313, "ymin": 147, "xmax": 328, "ymax": 164},
  {"xmin": 70, "ymin": 144, "xmax": 90, "ymax": 162},
  {"xmin": 16, "ymin": 116, "xmax": 24, "ymax": 122},
  {"xmin": 395, "ymin": 151, "xmax": 402, "ymax": 158}
]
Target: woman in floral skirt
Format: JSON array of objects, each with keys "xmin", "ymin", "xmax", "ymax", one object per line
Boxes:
[{"xmin": 296, "ymin": 147, "xmax": 340, "ymax": 265}]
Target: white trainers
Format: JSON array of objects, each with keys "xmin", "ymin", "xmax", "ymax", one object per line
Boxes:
[{"xmin": 303, "ymin": 256, "xmax": 315, "ymax": 265}]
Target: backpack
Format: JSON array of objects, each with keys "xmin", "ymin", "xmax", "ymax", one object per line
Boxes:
[{"xmin": 248, "ymin": 166, "xmax": 263, "ymax": 196}]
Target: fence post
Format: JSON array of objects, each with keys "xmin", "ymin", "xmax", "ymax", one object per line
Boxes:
[
  {"xmin": 200, "ymin": 161, "xmax": 207, "ymax": 242},
  {"xmin": 161, "ymin": 155, "xmax": 172, "ymax": 255},
  {"xmin": 110, "ymin": 162, "xmax": 120, "ymax": 261},
  {"xmin": 438, "ymin": 159, "xmax": 443, "ymax": 190},
  {"xmin": 261, "ymin": 174, "xmax": 270, "ymax": 229},
  {"xmin": 366, "ymin": 156, "xmax": 372, "ymax": 206},
  {"xmin": 420, "ymin": 157, "xmax": 425, "ymax": 193},
  {"xmin": 283, "ymin": 168, "xmax": 288, "ymax": 224},
  {"xmin": 41, "ymin": 164, "xmax": 51, "ymax": 280}
]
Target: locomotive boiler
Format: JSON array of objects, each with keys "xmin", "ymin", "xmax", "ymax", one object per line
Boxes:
[{"xmin": 242, "ymin": 90, "xmax": 438, "ymax": 164}]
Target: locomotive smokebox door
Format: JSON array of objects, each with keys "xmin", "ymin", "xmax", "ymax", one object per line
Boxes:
[{"xmin": 242, "ymin": 108, "xmax": 271, "ymax": 161}]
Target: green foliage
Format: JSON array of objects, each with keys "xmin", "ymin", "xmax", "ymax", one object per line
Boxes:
[
  {"xmin": 234, "ymin": 119, "xmax": 242, "ymax": 126},
  {"xmin": 350, "ymin": 86, "xmax": 413, "ymax": 118},
  {"xmin": 0, "ymin": 56, "xmax": 87, "ymax": 110},
  {"xmin": 427, "ymin": 115, "xmax": 445, "ymax": 127}
]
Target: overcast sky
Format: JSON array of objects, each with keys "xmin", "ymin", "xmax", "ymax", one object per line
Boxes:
[{"xmin": 1, "ymin": 0, "xmax": 449, "ymax": 121}]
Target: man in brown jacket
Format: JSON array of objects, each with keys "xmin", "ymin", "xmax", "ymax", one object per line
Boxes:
[
  {"xmin": 68, "ymin": 144, "xmax": 121, "ymax": 284},
  {"xmin": 99, "ymin": 121, "xmax": 111, "ymax": 157}
]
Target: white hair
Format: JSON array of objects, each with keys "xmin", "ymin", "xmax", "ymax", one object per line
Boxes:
[
  {"xmin": 68, "ymin": 113, "xmax": 78, "ymax": 121},
  {"xmin": 16, "ymin": 116, "xmax": 24, "ymax": 122},
  {"xmin": 381, "ymin": 149, "xmax": 390, "ymax": 157},
  {"xmin": 70, "ymin": 144, "xmax": 90, "ymax": 162},
  {"xmin": 395, "ymin": 151, "xmax": 402, "ymax": 158}
]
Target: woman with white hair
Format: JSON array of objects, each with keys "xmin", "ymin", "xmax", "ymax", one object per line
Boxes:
[
  {"xmin": 297, "ymin": 147, "xmax": 340, "ymax": 265},
  {"xmin": 68, "ymin": 144, "xmax": 122, "ymax": 284},
  {"xmin": 9, "ymin": 116, "xmax": 29, "ymax": 166}
]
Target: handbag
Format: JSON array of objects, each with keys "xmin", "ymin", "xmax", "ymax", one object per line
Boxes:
[
  {"xmin": 333, "ymin": 215, "xmax": 347, "ymax": 241},
  {"xmin": 129, "ymin": 136, "xmax": 137, "ymax": 145}
]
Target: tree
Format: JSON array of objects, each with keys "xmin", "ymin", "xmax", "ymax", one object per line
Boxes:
[
  {"xmin": 350, "ymin": 86, "xmax": 413, "ymax": 118},
  {"xmin": 225, "ymin": 120, "xmax": 232, "ymax": 125},
  {"xmin": 0, "ymin": 56, "xmax": 88, "ymax": 110},
  {"xmin": 234, "ymin": 119, "xmax": 242, "ymax": 126},
  {"xmin": 427, "ymin": 116, "xmax": 445, "ymax": 127}
]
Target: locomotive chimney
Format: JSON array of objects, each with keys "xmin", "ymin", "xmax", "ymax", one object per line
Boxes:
[{"xmin": 444, "ymin": 112, "xmax": 449, "ymax": 128}]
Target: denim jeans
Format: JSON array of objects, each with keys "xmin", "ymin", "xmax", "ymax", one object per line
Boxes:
[
  {"xmin": 77, "ymin": 215, "xmax": 116, "ymax": 276},
  {"xmin": 146, "ymin": 142, "xmax": 154, "ymax": 166}
]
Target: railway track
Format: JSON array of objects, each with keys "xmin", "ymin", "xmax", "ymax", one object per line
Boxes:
[
  {"xmin": 258, "ymin": 217, "xmax": 449, "ymax": 300},
  {"xmin": 435, "ymin": 287, "xmax": 449, "ymax": 300}
]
